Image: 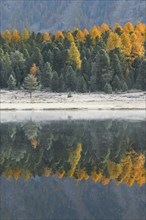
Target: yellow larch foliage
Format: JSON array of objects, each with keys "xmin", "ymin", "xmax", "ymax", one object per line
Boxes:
[
  {"xmin": 21, "ymin": 28, "xmax": 30, "ymax": 41},
  {"xmin": 31, "ymin": 138, "xmax": 38, "ymax": 148},
  {"xmin": 124, "ymin": 177, "xmax": 135, "ymax": 187},
  {"xmin": 23, "ymin": 169, "xmax": 32, "ymax": 180},
  {"xmin": 2, "ymin": 29, "xmax": 12, "ymax": 42},
  {"xmin": 101, "ymin": 23, "xmax": 110, "ymax": 33},
  {"xmin": 55, "ymin": 31, "xmax": 64, "ymax": 40},
  {"xmin": 68, "ymin": 143, "xmax": 82, "ymax": 177},
  {"xmin": 135, "ymin": 21, "xmax": 146, "ymax": 34},
  {"xmin": 77, "ymin": 169, "xmax": 87, "ymax": 181},
  {"xmin": 108, "ymin": 161, "xmax": 122, "ymax": 179},
  {"xmin": 13, "ymin": 168, "xmax": 21, "ymax": 180},
  {"xmin": 30, "ymin": 63, "xmax": 37, "ymax": 76},
  {"xmin": 121, "ymin": 150, "xmax": 146, "ymax": 187},
  {"xmin": 101, "ymin": 177, "xmax": 110, "ymax": 185},
  {"xmin": 44, "ymin": 168, "xmax": 51, "ymax": 177},
  {"xmin": 56, "ymin": 171, "xmax": 65, "ymax": 179},
  {"xmin": 123, "ymin": 22, "xmax": 134, "ymax": 33},
  {"xmin": 136, "ymin": 170, "xmax": 146, "ymax": 187},
  {"xmin": 133, "ymin": 30, "xmax": 144, "ymax": 44},
  {"xmin": 84, "ymin": 172, "xmax": 89, "ymax": 181},
  {"xmin": 83, "ymin": 28, "xmax": 89, "ymax": 36},
  {"xmin": 107, "ymin": 32, "xmax": 122, "ymax": 51},
  {"xmin": 43, "ymin": 32, "xmax": 50, "ymax": 42},
  {"xmin": 120, "ymin": 32, "xmax": 132, "ymax": 56},
  {"xmin": 4, "ymin": 168, "xmax": 13, "ymax": 180},
  {"xmin": 68, "ymin": 42, "xmax": 82, "ymax": 69},
  {"xmin": 91, "ymin": 171, "xmax": 103, "ymax": 183},
  {"xmin": 12, "ymin": 29, "xmax": 20, "ymax": 42},
  {"xmin": 120, "ymin": 155, "xmax": 132, "ymax": 179},
  {"xmin": 132, "ymin": 154, "xmax": 145, "ymax": 180},
  {"xmin": 131, "ymin": 32, "xmax": 144, "ymax": 58},
  {"xmin": 67, "ymin": 32, "xmax": 74, "ymax": 42},
  {"xmin": 76, "ymin": 30, "xmax": 85, "ymax": 42},
  {"xmin": 90, "ymin": 26, "xmax": 101, "ymax": 39}
]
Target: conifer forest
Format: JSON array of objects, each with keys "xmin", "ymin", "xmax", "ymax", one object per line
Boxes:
[{"xmin": 1, "ymin": 21, "xmax": 146, "ymax": 93}]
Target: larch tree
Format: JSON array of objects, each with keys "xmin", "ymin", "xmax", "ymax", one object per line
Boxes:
[
  {"xmin": 90, "ymin": 26, "xmax": 101, "ymax": 39},
  {"xmin": 30, "ymin": 63, "xmax": 37, "ymax": 76},
  {"xmin": 76, "ymin": 30, "xmax": 85, "ymax": 42},
  {"xmin": 21, "ymin": 28, "xmax": 30, "ymax": 41},
  {"xmin": 68, "ymin": 42, "xmax": 81, "ymax": 69},
  {"xmin": 12, "ymin": 29, "xmax": 20, "ymax": 42},
  {"xmin": 123, "ymin": 22, "xmax": 134, "ymax": 33},
  {"xmin": 83, "ymin": 28, "xmax": 89, "ymax": 36},
  {"xmin": 135, "ymin": 21, "xmax": 145, "ymax": 34},
  {"xmin": 67, "ymin": 32, "xmax": 74, "ymax": 42},
  {"xmin": 120, "ymin": 32, "xmax": 132, "ymax": 57},
  {"xmin": 2, "ymin": 29, "xmax": 12, "ymax": 42},
  {"xmin": 101, "ymin": 23, "xmax": 110, "ymax": 33},
  {"xmin": 43, "ymin": 32, "xmax": 50, "ymax": 42},
  {"xmin": 55, "ymin": 31, "xmax": 64, "ymax": 40},
  {"xmin": 131, "ymin": 32, "xmax": 144, "ymax": 58},
  {"xmin": 107, "ymin": 32, "xmax": 122, "ymax": 51}
]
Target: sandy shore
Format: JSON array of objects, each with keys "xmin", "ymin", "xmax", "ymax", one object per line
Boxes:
[{"xmin": 0, "ymin": 90, "xmax": 146, "ymax": 110}]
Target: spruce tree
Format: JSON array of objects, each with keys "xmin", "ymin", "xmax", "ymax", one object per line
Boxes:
[
  {"xmin": 76, "ymin": 76, "xmax": 87, "ymax": 93},
  {"xmin": 104, "ymin": 83, "xmax": 112, "ymax": 94},
  {"xmin": 8, "ymin": 74, "xmax": 16, "ymax": 90},
  {"xmin": 112, "ymin": 75, "xmax": 122, "ymax": 91},
  {"xmin": 22, "ymin": 74, "xmax": 40, "ymax": 98},
  {"xmin": 42, "ymin": 62, "xmax": 53, "ymax": 88},
  {"xmin": 51, "ymin": 71, "xmax": 59, "ymax": 92},
  {"xmin": 122, "ymin": 82, "xmax": 128, "ymax": 92}
]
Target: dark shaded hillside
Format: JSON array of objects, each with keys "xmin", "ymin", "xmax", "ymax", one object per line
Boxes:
[{"xmin": 1, "ymin": 0, "xmax": 145, "ymax": 32}]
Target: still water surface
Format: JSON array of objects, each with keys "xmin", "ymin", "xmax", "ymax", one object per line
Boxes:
[{"xmin": 0, "ymin": 119, "xmax": 146, "ymax": 219}]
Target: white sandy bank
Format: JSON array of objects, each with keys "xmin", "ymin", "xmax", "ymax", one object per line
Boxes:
[{"xmin": 0, "ymin": 90, "xmax": 146, "ymax": 110}]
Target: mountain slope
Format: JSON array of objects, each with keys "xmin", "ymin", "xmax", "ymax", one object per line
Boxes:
[{"xmin": 1, "ymin": 0, "xmax": 145, "ymax": 32}]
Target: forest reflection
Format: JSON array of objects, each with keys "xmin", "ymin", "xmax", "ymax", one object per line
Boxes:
[{"xmin": 0, "ymin": 119, "xmax": 145, "ymax": 187}]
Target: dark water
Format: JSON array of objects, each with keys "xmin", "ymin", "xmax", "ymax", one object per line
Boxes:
[{"xmin": 0, "ymin": 119, "xmax": 146, "ymax": 220}]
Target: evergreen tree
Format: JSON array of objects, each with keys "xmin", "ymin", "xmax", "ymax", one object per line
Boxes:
[
  {"xmin": 122, "ymin": 82, "xmax": 128, "ymax": 92},
  {"xmin": 58, "ymin": 74, "xmax": 65, "ymax": 92},
  {"xmin": 136, "ymin": 60, "xmax": 146, "ymax": 90},
  {"xmin": 65, "ymin": 66, "xmax": 76, "ymax": 91},
  {"xmin": 8, "ymin": 74, "xmax": 16, "ymax": 90},
  {"xmin": 112, "ymin": 75, "xmax": 122, "ymax": 91},
  {"xmin": 76, "ymin": 76, "xmax": 87, "ymax": 93},
  {"xmin": 111, "ymin": 54, "xmax": 123, "ymax": 79},
  {"xmin": 51, "ymin": 71, "xmax": 59, "ymax": 92},
  {"xmin": 104, "ymin": 83, "xmax": 112, "ymax": 94},
  {"xmin": 42, "ymin": 62, "xmax": 53, "ymax": 88},
  {"xmin": 22, "ymin": 74, "xmax": 40, "ymax": 98}
]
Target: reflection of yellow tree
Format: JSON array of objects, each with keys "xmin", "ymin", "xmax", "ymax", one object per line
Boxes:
[
  {"xmin": 91, "ymin": 170, "xmax": 103, "ymax": 183},
  {"xmin": 108, "ymin": 161, "xmax": 122, "ymax": 179},
  {"xmin": 68, "ymin": 143, "xmax": 82, "ymax": 177},
  {"xmin": 31, "ymin": 138, "xmax": 38, "ymax": 149},
  {"xmin": 77, "ymin": 169, "xmax": 89, "ymax": 181}
]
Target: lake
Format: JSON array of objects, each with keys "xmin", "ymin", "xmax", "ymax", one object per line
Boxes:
[{"xmin": 0, "ymin": 115, "xmax": 146, "ymax": 220}]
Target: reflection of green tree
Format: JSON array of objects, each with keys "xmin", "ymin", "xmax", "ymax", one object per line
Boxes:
[
  {"xmin": 23, "ymin": 121, "xmax": 41, "ymax": 140},
  {"xmin": 0, "ymin": 120, "xmax": 146, "ymax": 186}
]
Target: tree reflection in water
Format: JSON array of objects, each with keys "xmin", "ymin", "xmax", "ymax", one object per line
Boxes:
[{"xmin": 0, "ymin": 120, "xmax": 145, "ymax": 187}]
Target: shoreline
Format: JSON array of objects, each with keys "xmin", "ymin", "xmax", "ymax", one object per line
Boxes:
[
  {"xmin": 1, "ymin": 110, "xmax": 145, "ymax": 123},
  {"xmin": 0, "ymin": 90, "xmax": 145, "ymax": 111}
]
